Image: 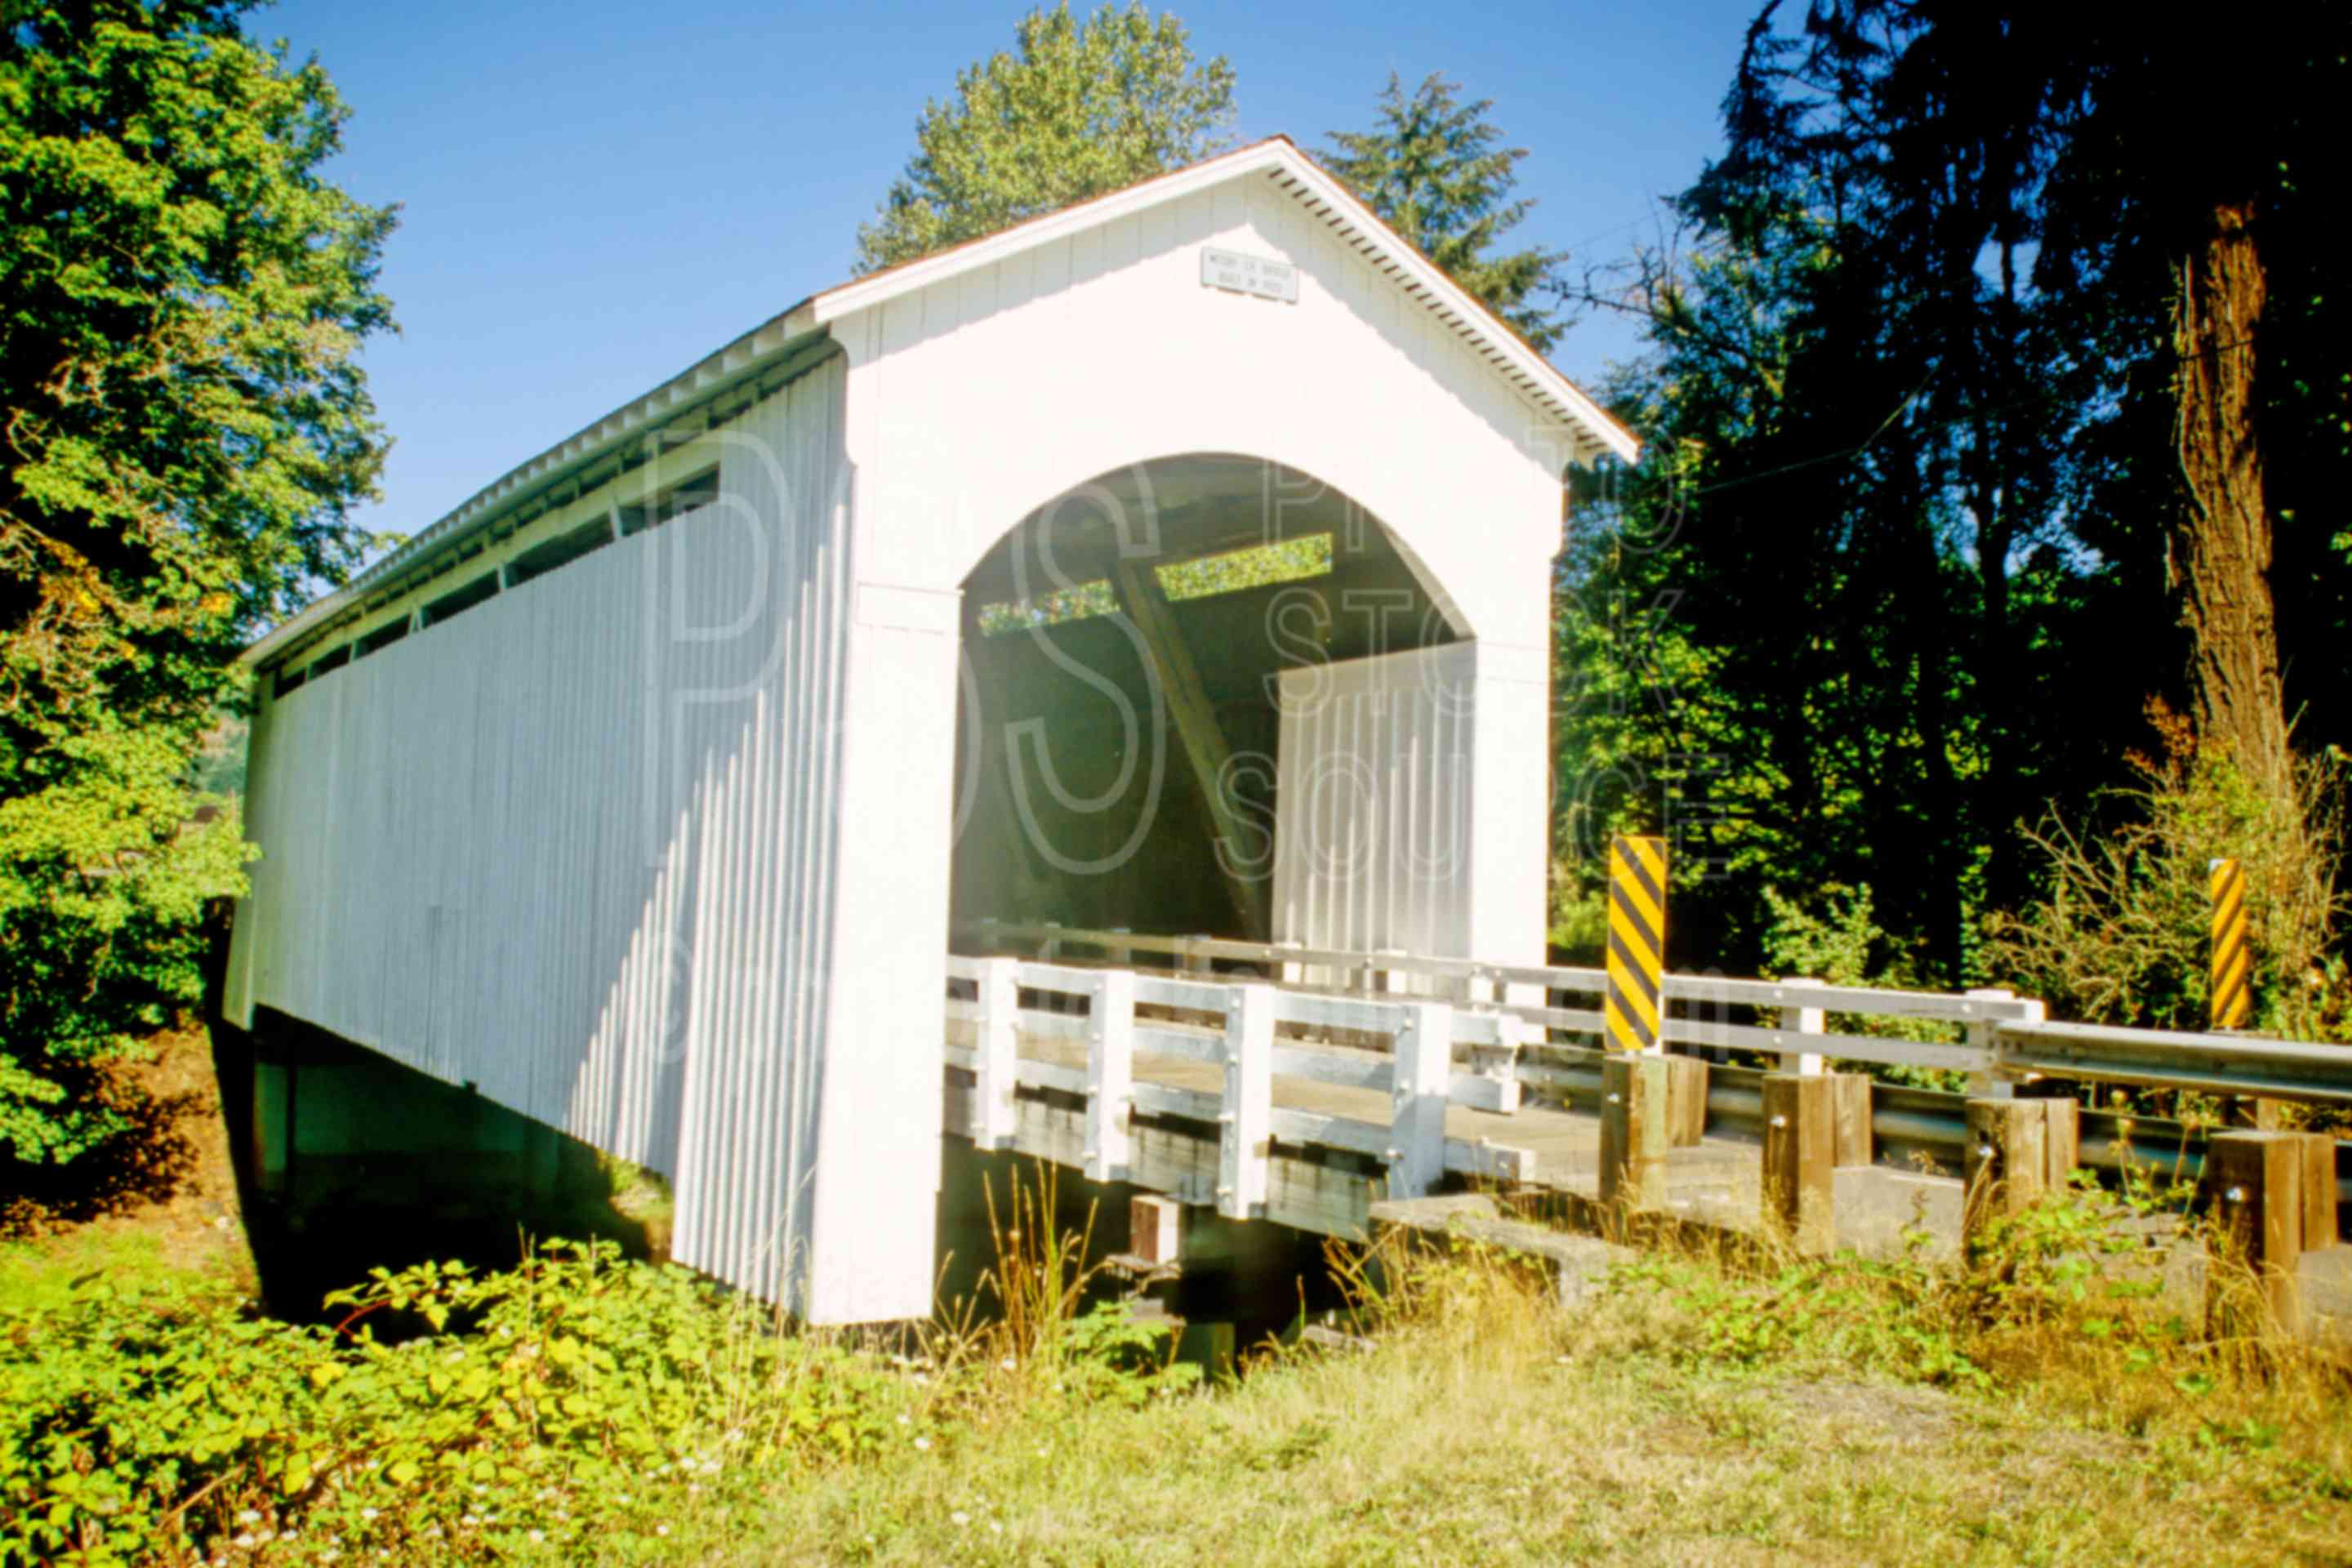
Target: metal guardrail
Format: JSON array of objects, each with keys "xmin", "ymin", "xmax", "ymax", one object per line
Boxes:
[{"xmin": 1993, "ymin": 1019, "xmax": 2352, "ymax": 1107}]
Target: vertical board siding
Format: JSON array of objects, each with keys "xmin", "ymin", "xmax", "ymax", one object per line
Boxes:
[
  {"xmin": 1272, "ymin": 644, "xmax": 1477, "ymax": 973},
  {"xmin": 225, "ymin": 356, "xmax": 897, "ymax": 1316}
]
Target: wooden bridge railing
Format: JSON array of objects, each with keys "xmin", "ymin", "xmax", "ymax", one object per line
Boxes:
[
  {"xmin": 956, "ymin": 919, "xmax": 2352, "ymax": 1108},
  {"xmin": 944, "ymin": 956, "xmax": 1537, "ymax": 1214}
]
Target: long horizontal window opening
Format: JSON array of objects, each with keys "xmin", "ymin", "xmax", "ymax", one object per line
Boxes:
[
  {"xmin": 973, "ymin": 532, "xmax": 1334, "ymax": 635},
  {"xmin": 617, "ymin": 465, "xmax": 720, "ymax": 535},
  {"xmin": 977, "ymin": 579, "xmax": 1118, "ymax": 635},
  {"xmin": 352, "ymin": 617, "xmax": 412, "ymax": 660},
  {"xmin": 507, "ymin": 514, "xmax": 615, "ymax": 588},
  {"xmin": 268, "ymin": 460, "xmax": 728, "ymax": 693},
  {"xmin": 1156, "ymin": 532, "xmax": 1332, "ymax": 602},
  {"xmin": 420, "ymin": 572, "xmax": 500, "ymax": 629}
]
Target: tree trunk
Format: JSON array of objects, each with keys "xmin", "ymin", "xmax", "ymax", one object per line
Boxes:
[{"xmin": 2172, "ymin": 198, "xmax": 2291, "ymax": 795}]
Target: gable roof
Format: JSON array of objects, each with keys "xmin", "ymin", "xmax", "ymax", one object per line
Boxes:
[{"xmin": 249, "ymin": 136, "xmax": 1636, "ymax": 670}]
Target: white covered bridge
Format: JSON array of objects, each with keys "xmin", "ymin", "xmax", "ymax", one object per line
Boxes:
[{"xmin": 226, "ymin": 137, "xmax": 1639, "ymax": 1322}]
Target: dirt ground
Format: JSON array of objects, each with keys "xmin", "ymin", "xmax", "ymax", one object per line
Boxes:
[{"xmin": 2, "ymin": 1022, "xmax": 258, "ymax": 1293}]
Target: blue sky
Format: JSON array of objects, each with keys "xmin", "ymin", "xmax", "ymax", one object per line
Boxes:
[{"xmin": 264, "ymin": 0, "xmax": 1757, "ymax": 542}]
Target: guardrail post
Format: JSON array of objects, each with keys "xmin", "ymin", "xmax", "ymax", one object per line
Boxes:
[
  {"xmin": 2041, "ymin": 1095, "xmax": 2080, "ymax": 1190},
  {"xmin": 2299, "ymin": 1133, "xmax": 2340, "ymax": 1250},
  {"xmin": 1600, "ymin": 1054, "xmax": 1669, "ymax": 1217},
  {"xmin": 1274, "ymin": 940, "xmax": 1303, "ymax": 987},
  {"xmin": 1830, "ymin": 1072, "xmax": 1873, "ymax": 1167},
  {"xmin": 1107, "ymin": 925, "xmax": 1132, "ymax": 971},
  {"xmin": 2208, "ymin": 1129, "xmax": 2305, "ymax": 1334},
  {"xmin": 1963, "ymin": 1097, "xmax": 2048, "ymax": 1243},
  {"xmin": 1085, "ymin": 970, "xmax": 1135, "ymax": 1183},
  {"xmin": 1762, "ymin": 1072, "xmax": 1834, "ymax": 1254},
  {"xmin": 1388, "ymin": 1000, "xmax": 1452, "ymax": 1200},
  {"xmin": 972, "ymin": 957, "xmax": 1021, "ymax": 1150},
  {"xmin": 1779, "ymin": 976, "xmax": 1825, "ymax": 1076},
  {"xmin": 1219, "ymin": 983, "xmax": 1275, "ymax": 1218},
  {"xmin": 1664, "ymin": 1055, "xmax": 1708, "ymax": 1147}
]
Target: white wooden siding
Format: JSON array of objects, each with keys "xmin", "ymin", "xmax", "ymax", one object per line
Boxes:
[{"xmin": 225, "ymin": 356, "xmax": 933, "ymax": 1320}]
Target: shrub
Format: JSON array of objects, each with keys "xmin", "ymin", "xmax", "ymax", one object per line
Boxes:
[
  {"xmin": 1, "ymin": 1239, "xmax": 931, "ymax": 1565},
  {"xmin": 1989, "ymin": 702, "xmax": 2348, "ymax": 1040}
]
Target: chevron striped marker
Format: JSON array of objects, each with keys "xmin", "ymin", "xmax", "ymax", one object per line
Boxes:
[
  {"xmin": 1605, "ymin": 835, "xmax": 1668, "ymax": 1054},
  {"xmin": 2210, "ymin": 857, "xmax": 2252, "ymax": 1031}
]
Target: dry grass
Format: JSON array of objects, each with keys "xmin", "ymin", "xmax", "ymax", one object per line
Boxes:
[{"xmin": 670, "ymin": 1214, "xmax": 2352, "ymax": 1568}]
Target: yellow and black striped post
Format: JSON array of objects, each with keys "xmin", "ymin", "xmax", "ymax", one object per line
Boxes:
[
  {"xmin": 1604, "ymin": 834, "xmax": 1668, "ymax": 1053},
  {"xmin": 2209, "ymin": 856, "xmax": 2252, "ymax": 1031}
]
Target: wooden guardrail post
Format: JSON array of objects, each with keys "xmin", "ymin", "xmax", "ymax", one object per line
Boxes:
[
  {"xmin": 1762, "ymin": 1072, "xmax": 1834, "ymax": 1254},
  {"xmin": 2208, "ymin": 1129, "xmax": 2305, "ymax": 1333},
  {"xmin": 1963, "ymin": 1097, "xmax": 2048, "ymax": 1242},
  {"xmin": 1664, "ymin": 1055, "xmax": 1708, "ymax": 1147},
  {"xmin": 2298, "ymin": 1133, "xmax": 2340, "ymax": 1250},
  {"xmin": 1830, "ymin": 1073, "xmax": 1873, "ymax": 1167},
  {"xmin": 2041, "ymin": 1095, "xmax": 2080, "ymax": 1190},
  {"xmin": 1218, "ymin": 983, "xmax": 1275, "ymax": 1218},
  {"xmin": 1388, "ymin": 1000, "xmax": 1453, "ymax": 1200},
  {"xmin": 1085, "ymin": 970, "xmax": 1135, "ymax": 1183},
  {"xmin": 971, "ymin": 956, "xmax": 1021, "ymax": 1150},
  {"xmin": 1599, "ymin": 1054, "xmax": 1669, "ymax": 1216}
]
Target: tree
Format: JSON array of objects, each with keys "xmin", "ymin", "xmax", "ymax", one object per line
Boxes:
[
  {"xmin": 1, "ymin": 1, "xmax": 394, "ymax": 1162},
  {"xmin": 1556, "ymin": 4, "xmax": 2350, "ymax": 987},
  {"xmin": 853, "ymin": 2, "xmax": 1235, "ymax": 274},
  {"xmin": 1321, "ymin": 74, "xmax": 1565, "ymax": 350}
]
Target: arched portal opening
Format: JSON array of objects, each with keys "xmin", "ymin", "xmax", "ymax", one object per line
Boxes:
[{"xmin": 950, "ymin": 452, "xmax": 1473, "ymax": 950}]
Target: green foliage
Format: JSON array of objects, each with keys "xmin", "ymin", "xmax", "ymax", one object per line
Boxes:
[
  {"xmin": 1321, "ymin": 73, "xmax": 1565, "ymax": 350},
  {"xmin": 1755, "ymin": 883, "xmax": 1967, "ymax": 1089},
  {"xmin": 853, "ymin": 2, "xmax": 1234, "ymax": 273},
  {"xmin": 1607, "ymin": 1250, "xmax": 1990, "ymax": 1391},
  {"xmin": 0, "ymin": 1239, "xmax": 932, "ymax": 1566},
  {"xmin": 1556, "ymin": 7, "xmax": 2351, "ymax": 987},
  {"xmin": 965, "ymin": 1163, "xmax": 1199, "ymax": 1410},
  {"xmin": 1989, "ymin": 707, "xmax": 2349, "ymax": 1039},
  {"xmin": 1046, "ymin": 1300, "xmax": 1200, "ymax": 1408},
  {"xmin": 1963, "ymin": 1171, "xmax": 2186, "ymax": 1347},
  {"xmin": 1, "ymin": 1, "xmax": 392, "ymax": 1162}
]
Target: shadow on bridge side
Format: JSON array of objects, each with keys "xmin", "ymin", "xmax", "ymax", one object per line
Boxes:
[{"xmin": 212, "ymin": 1008, "xmax": 663, "ymax": 1330}]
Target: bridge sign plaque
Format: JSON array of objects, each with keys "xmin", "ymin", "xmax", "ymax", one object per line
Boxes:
[{"xmin": 1200, "ymin": 247, "xmax": 1298, "ymax": 303}]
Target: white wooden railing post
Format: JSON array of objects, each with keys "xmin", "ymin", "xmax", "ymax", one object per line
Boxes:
[
  {"xmin": 1219, "ymin": 983, "xmax": 1275, "ymax": 1218},
  {"xmin": 1388, "ymin": 1000, "xmax": 1453, "ymax": 1199},
  {"xmin": 1275, "ymin": 940, "xmax": 1303, "ymax": 987},
  {"xmin": 1965, "ymin": 987, "xmax": 2016, "ymax": 1098},
  {"xmin": 972, "ymin": 957, "xmax": 1020, "ymax": 1150},
  {"xmin": 1780, "ymin": 976, "xmax": 1826, "ymax": 1076},
  {"xmin": 1085, "ymin": 969, "xmax": 1136, "ymax": 1182}
]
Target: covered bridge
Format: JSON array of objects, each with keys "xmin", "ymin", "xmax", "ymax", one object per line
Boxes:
[{"xmin": 225, "ymin": 136, "xmax": 1638, "ymax": 1322}]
